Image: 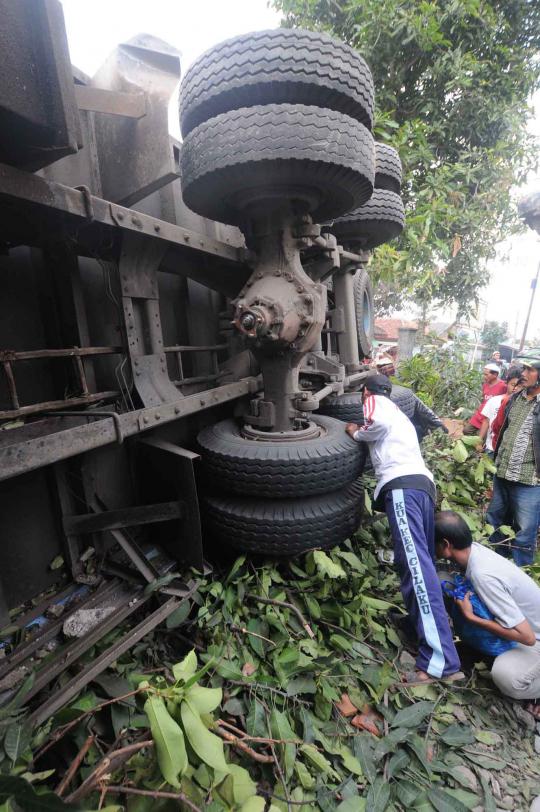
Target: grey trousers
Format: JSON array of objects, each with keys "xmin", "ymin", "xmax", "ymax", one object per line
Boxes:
[{"xmin": 491, "ymin": 641, "xmax": 540, "ymax": 700}]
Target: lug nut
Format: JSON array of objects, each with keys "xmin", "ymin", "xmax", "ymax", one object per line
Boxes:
[{"xmin": 240, "ymin": 312, "xmax": 257, "ymax": 331}]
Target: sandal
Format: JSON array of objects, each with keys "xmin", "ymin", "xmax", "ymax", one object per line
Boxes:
[{"xmin": 398, "ymin": 670, "xmax": 466, "ymax": 687}]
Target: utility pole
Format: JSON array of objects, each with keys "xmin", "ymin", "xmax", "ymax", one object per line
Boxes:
[
  {"xmin": 519, "ymin": 258, "xmax": 540, "ymax": 352},
  {"xmin": 517, "ymin": 191, "xmax": 540, "ymax": 353}
]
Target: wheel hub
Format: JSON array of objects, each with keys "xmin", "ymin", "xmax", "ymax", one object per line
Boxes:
[{"xmin": 241, "ymin": 418, "xmax": 322, "ymax": 442}]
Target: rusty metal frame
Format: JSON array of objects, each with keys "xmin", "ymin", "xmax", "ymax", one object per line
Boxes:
[
  {"xmin": 164, "ymin": 343, "xmax": 226, "ymax": 388},
  {"xmin": 0, "ymin": 162, "xmax": 248, "ymax": 266},
  {"xmin": 0, "ymin": 376, "xmax": 260, "ymax": 482},
  {"xmin": 138, "ymin": 438, "xmax": 204, "ymax": 571},
  {"xmin": 0, "ymin": 345, "xmax": 124, "ymax": 419}
]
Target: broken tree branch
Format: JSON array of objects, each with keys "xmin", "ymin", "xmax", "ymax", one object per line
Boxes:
[
  {"xmin": 65, "ymin": 738, "xmax": 154, "ymax": 803},
  {"xmin": 102, "ymin": 784, "xmax": 202, "ymax": 811},
  {"xmin": 55, "ymin": 734, "xmax": 95, "ymax": 796},
  {"xmin": 246, "ymin": 593, "xmax": 315, "ymax": 638},
  {"xmin": 216, "ymin": 719, "xmax": 300, "ymax": 745},
  {"xmin": 34, "ymin": 688, "xmax": 143, "ymax": 763},
  {"xmin": 215, "ymin": 726, "xmax": 274, "ymax": 763}
]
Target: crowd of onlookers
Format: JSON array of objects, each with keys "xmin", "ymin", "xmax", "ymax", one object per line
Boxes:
[
  {"xmin": 461, "ymin": 352, "xmax": 540, "ymax": 569},
  {"xmin": 348, "ymin": 351, "xmax": 540, "ymax": 715},
  {"xmin": 372, "ymin": 347, "xmax": 540, "ymax": 568}
]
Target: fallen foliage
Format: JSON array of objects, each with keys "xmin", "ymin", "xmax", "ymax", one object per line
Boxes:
[{"xmin": 1, "ymin": 435, "xmax": 539, "ymax": 810}]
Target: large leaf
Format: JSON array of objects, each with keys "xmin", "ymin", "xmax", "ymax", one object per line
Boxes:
[
  {"xmin": 394, "ymin": 780, "xmax": 421, "ymax": 807},
  {"xmin": 439, "ymin": 724, "xmax": 474, "ymax": 748},
  {"xmin": 337, "ymin": 799, "xmax": 366, "ymax": 811},
  {"xmin": 246, "ymin": 698, "xmax": 267, "ymax": 738},
  {"xmin": 295, "ymin": 761, "xmax": 316, "ymax": 790},
  {"xmin": 286, "ymin": 676, "xmax": 316, "ymax": 696},
  {"xmin": 427, "ymin": 787, "xmax": 469, "ymax": 812},
  {"xmin": 391, "ymin": 701, "xmax": 435, "ymax": 729},
  {"xmin": 452, "ymin": 441, "xmax": 469, "ymax": 463},
  {"xmin": 185, "ymin": 684, "xmax": 222, "ymax": 714},
  {"xmin": 353, "ymin": 733, "xmax": 377, "ymax": 784},
  {"xmin": 479, "ymin": 771, "xmax": 497, "ymax": 812},
  {"xmin": 240, "ymin": 797, "xmax": 265, "ymax": 812},
  {"xmin": 337, "ymin": 745, "xmax": 363, "ymax": 776},
  {"xmin": 228, "ymin": 764, "xmax": 257, "ymax": 805},
  {"xmin": 172, "ymin": 650, "xmax": 198, "ymax": 682},
  {"xmin": 166, "ymin": 600, "xmax": 191, "ymax": 629},
  {"xmin": 0, "ymin": 673, "xmax": 35, "ymax": 720},
  {"xmin": 362, "ymin": 595, "xmax": 396, "ymax": 611},
  {"xmin": 270, "ymin": 709, "xmax": 297, "ymax": 780},
  {"xmin": 366, "ymin": 776, "xmax": 391, "ymax": 812},
  {"xmin": 299, "ymin": 706, "xmax": 316, "ymax": 744},
  {"xmin": 387, "ymin": 748, "xmax": 410, "ymax": 779},
  {"xmin": 300, "ymin": 744, "xmax": 340, "ymax": 779},
  {"xmin": 4, "ymin": 723, "xmax": 32, "ymax": 763},
  {"xmin": 180, "ymin": 698, "xmax": 229, "ymax": 773},
  {"xmin": 144, "ymin": 695, "xmax": 187, "ymax": 786},
  {"xmin": 312, "ymin": 551, "xmax": 346, "ymax": 579}
]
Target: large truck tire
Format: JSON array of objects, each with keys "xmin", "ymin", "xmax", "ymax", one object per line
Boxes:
[
  {"xmin": 198, "ymin": 414, "xmax": 364, "ymax": 498},
  {"xmin": 179, "ymin": 28, "xmax": 375, "ymax": 137},
  {"xmin": 354, "ymin": 268, "xmax": 374, "ymax": 357},
  {"xmin": 328, "ymin": 188, "xmax": 405, "ymax": 249},
  {"xmin": 318, "ymin": 392, "xmax": 364, "ymax": 423},
  {"xmin": 180, "ymin": 104, "xmax": 375, "ymax": 226},
  {"xmin": 202, "ymin": 479, "xmax": 364, "ymax": 555},
  {"xmin": 375, "ymin": 143, "xmax": 402, "ymax": 192}
]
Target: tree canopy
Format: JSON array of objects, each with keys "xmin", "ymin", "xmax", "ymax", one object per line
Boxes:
[
  {"xmin": 274, "ymin": 0, "xmax": 540, "ymax": 314},
  {"xmin": 481, "ymin": 319, "xmax": 509, "ymax": 358}
]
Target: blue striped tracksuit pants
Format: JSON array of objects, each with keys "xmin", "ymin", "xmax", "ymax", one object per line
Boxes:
[{"xmin": 385, "ymin": 488, "xmax": 460, "ymax": 677}]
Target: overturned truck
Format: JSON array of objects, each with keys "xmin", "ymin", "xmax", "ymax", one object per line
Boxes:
[{"xmin": 0, "ymin": 0, "xmax": 404, "ymax": 723}]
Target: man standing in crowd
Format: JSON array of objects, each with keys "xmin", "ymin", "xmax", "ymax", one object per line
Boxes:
[
  {"xmin": 435, "ymin": 510, "xmax": 540, "ymax": 718},
  {"xmin": 346, "ymin": 374, "xmax": 462, "ymax": 684},
  {"xmin": 375, "ymin": 355, "xmax": 396, "ymax": 377},
  {"xmin": 491, "ymin": 350, "xmax": 508, "ymax": 380},
  {"xmin": 477, "ymin": 368, "xmax": 521, "ymax": 456},
  {"xmin": 487, "ymin": 359, "xmax": 540, "ymax": 566},
  {"xmin": 464, "ymin": 363, "xmax": 507, "ymax": 436},
  {"xmin": 375, "ymin": 356, "xmax": 448, "ymax": 441}
]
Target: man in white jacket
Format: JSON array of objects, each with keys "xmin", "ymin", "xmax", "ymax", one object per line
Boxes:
[{"xmin": 346, "ymin": 374, "xmax": 461, "ymax": 683}]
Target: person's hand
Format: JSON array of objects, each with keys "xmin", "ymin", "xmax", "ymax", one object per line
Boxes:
[
  {"xmin": 455, "ymin": 592, "xmax": 474, "ymax": 620},
  {"xmin": 475, "ymin": 442, "xmax": 484, "ymax": 452},
  {"xmin": 346, "ymin": 422, "xmax": 359, "ymax": 438}
]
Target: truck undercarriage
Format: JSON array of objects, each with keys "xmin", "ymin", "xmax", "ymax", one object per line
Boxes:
[{"xmin": 0, "ymin": 0, "xmax": 404, "ymax": 723}]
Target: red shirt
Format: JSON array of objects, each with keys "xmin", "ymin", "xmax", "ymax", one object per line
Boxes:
[{"xmin": 469, "ymin": 380, "xmax": 507, "ymax": 428}]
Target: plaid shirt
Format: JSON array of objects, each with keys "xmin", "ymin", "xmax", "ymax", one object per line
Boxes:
[{"xmin": 496, "ymin": 392, "xmax": 540, "ymax": 485}]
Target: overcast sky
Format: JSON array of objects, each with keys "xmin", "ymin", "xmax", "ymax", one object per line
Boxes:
[{"xmin": 59, "ymin": 0, "xmax": 540, "ymax": 342}]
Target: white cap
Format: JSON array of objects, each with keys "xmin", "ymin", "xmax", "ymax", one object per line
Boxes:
[
  {"xmin": 375, "ymin": 356, "xmax": 393, "ymax": 366},
  {"xmin": 484, "ymin": 362, "xmax": 500, "ymax": 373}
]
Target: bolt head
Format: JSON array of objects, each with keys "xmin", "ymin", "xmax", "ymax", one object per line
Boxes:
[{"xmin": 240, "ymin": 312, "xmax": 257, "ymax": 332}]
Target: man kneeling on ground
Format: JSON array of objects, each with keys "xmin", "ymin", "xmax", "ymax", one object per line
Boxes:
[{"xmin": 435, "ymin": 510, "xmax": 540, "ymax": 718}]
